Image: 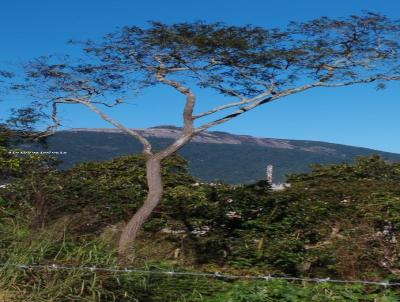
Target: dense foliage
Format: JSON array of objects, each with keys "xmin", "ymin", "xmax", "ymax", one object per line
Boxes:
[
  {"xmin": 1, "ymin": 154, "xmax": 193, "ymax": 232},
  {"xmin": 1, "ymin": 151, "xmax": 400, "ymax": 300}
]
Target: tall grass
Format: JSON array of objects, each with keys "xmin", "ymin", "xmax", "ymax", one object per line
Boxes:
[
  {"xmin": 0, "ymin": 208, "xmax": 399, "ymax": 301},
  {"xmin": 0, "ymin": 210, "xmax": 229, "ymax": 301}
]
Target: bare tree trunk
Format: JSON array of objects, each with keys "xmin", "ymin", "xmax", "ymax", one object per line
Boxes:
[{"xmin": 118, "ymin": 156, "xmax": 163, "ymax": 256}]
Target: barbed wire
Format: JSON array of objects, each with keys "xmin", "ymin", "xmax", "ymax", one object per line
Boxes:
[{"xmin": 2, "ymin": 263, "xmax": 400, "ymax": 287}]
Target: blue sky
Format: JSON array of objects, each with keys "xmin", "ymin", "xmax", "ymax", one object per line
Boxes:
[{"xmin": 1, "ymin": 0, "xmax": 400, "ymax": 153}]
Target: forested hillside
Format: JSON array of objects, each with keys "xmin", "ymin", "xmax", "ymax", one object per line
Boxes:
[{"xmin": 15, "ymin": 127, "xmax": 400, "ymax": 183}]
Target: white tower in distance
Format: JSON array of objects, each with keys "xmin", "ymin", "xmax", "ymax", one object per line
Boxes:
[{"xmin": 266, "ymin": 165, "xmax": 273, "ymax": 184}]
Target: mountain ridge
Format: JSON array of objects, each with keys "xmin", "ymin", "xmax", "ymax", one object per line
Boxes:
[
  {"xmin": 67, "ymin": 127, "xmax": 297, "ymax": 149},
  {"xmin": 65, "ymin": 127, "xmax": 384, "ymax": 155}
]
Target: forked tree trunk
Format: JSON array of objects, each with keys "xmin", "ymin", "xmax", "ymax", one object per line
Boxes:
[{"xmin": 118, "ymin": 156, "xmax": 163, "ymax": 256}]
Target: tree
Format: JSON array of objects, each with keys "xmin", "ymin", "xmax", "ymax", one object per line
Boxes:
[
  {"xmin": 0, "ymin": 72, "xmax": 14, "ymax": 147},
  {"xmin": 7, "ymin": 13, "xmax": 400, "ymax": 256}
]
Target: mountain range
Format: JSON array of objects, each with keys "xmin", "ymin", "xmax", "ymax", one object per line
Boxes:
[{"xmin": 16, "ymin": 126, "xmax": 400, "ymax": 183}]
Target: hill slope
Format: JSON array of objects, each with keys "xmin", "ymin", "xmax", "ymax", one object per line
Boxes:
[{"xmin": 16, "ymin": 126, "xmax": 400, "ymax": 183}]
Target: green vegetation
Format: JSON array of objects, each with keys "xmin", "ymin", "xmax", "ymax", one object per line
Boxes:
[{"xmin": 1, "ymin": 147, "xmax": 400, "ymax": 301}]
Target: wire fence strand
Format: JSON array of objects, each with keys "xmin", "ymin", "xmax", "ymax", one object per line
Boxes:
[{"xmin": 2, "ymin": 263, "xmax": 399, "ymax": 287}]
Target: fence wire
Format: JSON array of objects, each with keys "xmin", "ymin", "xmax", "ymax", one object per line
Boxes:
[{"xmin": 2, "ymin": 263, "xmax": 400, "ymax": 287}]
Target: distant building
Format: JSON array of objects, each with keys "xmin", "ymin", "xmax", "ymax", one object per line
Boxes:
[
  {"xmin": 266, "ymin": 165, "xmax": 273, "ymax": 184},
  {"xmin": 266, "ymin": 164, "xmax": 290, "ymax": 190}
]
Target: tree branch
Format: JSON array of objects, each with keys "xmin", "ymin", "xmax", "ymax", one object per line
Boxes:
[
  {"xmin": 195, "ymin": 95, "xmax": 274, "ymax": 133},
  {"xmin": 153, "ymin": 57, "xmax": 197, "ymax": 158},
  {"xmin": 318, "ymin": 74, "xmax": 400, "ymax": 87},
  {"xmin": 60, "ymin": 98, "xmax": 153, "ymax": 155},
  {"xmin": 33, "ymin": 101, "xmax": 63, "ymax": 139},
  {"xmin": 195, "ymin": 74, "xmax": 400, "ymax": 133},
  {"xmin": 194, "ymin": 89, "xmax": 274, "ymax": 119}
]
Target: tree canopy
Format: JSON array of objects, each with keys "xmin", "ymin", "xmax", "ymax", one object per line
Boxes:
[{"xmin": 10, "ymin": 13, "xmax": 400, "ymax": 137}]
